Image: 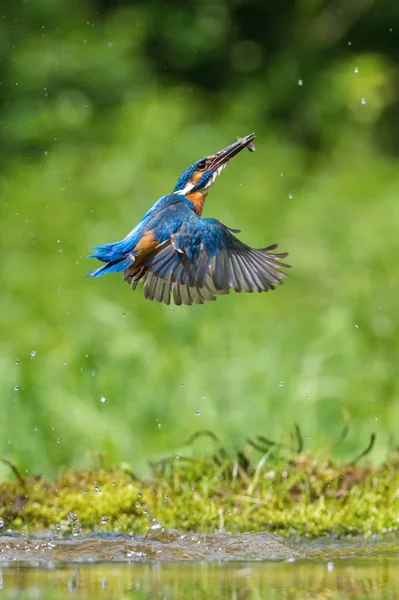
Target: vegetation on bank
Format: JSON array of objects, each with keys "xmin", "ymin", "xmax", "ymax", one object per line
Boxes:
[{"xmin": 1, "ymin": 429, "xmax": 398, "ymax": 538}]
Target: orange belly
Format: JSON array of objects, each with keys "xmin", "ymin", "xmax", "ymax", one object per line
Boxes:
[{"xmin": 185, "ymin": 190, "xmax": 208, "ymax": 216}]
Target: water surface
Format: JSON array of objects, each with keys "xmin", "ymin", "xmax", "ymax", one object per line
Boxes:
[{"xmin": 1, "ymin": 531, "xmax": 398, "ymax": 599}]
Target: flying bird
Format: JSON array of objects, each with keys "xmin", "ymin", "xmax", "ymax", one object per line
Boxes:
[{"xmin": 87, "ymin": 133, "xmax": 290, "ymax": 305}]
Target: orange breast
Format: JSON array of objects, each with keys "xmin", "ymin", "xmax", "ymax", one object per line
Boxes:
[{"xmin": 185, "ymin": 190, "xmax": 208, "ymax": 216}]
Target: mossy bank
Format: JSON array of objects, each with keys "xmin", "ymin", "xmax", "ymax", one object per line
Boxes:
[{"xmin": 1, "ymin": 435, "xmax": 398, "ymax": 538}]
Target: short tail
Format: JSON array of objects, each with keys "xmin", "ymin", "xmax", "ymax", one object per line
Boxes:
[
  {"xmin": 86, "ymin": 257, "xmax": 133, "ymax": 279},
  {"xmin": 86, "ymin": 242, "xmax": 134, "ymax": 279}
]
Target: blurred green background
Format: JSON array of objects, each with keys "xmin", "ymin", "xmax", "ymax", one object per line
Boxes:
[{"xmin": 1, "ymin": 0, "xmax": 399, "ymax": 477}]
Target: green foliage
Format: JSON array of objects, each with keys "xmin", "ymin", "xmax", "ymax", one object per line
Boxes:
[
  {"xmin": 0, "ymin": 0, "xmax": 398, "ymax": 476},
  {"xmin": 1, "ymin": 443, "xmax": 399, "ymax": 537}
]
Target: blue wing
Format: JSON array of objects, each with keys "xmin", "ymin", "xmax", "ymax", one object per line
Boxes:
[{"xmin": 124, "ymin": 213, "xmax": 290, "ymax": 305}]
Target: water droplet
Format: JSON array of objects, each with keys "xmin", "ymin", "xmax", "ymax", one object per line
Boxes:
[
  {"xmin": 93, "ymin": 482, "xmax": 102, "ymax": 493},
  {"xmin": 195, "ymin": 410, "xmax": 201, "ymax": 416},
  {"xmin": 327, "ymin": 561, "xmax": 334, "ymax": 572},
  {"xmin": 15, "ymin": 358, "xmax": 20, "ymax": 364},
  {"xmin": 348, "ymin": 41, "xmax": 352, "ymax": 46},
  {"xmin": 288, "ymin": 194, "xmax": 293, "ymax": 199},
  {"xmin": 150, "ymin": 520, "xmax": 162, "ymax": 531},
  {"xmin": 298, "ymin": 79, "xmax": 303, "ymax": 86},
  {"xmin": 279, "ymin": 382, "xmax": 285, "ymax": 387},
  {"xmin": 135, "ymin": 501, "xmax": 141, "ymax": 509},
  {"xmin": 137, "ymin": 491, "xmax": 142, "ymax": 498},
  {"xmin": 14, "ymin": 385, "xmax": 20, "ymax": 391},
  {"xmin": 100, "ymin": 396, "xmax": 106, "ymax": 403},
  {"xmin": 100, "ymin": 516, "xmax": 109, "ymax": 524},
  {"xmin": 56, "ymin": 437, "xmax": 61, "ymax": 444},
  {"xmin": 67, "ymin": 512, "xmax": 78, "ymax": 523},
  {"xmin": 0, "ymin": 518, "xmax": 4, "ymax": 528},
  {"xmin": 202, "ymin": 395, "xmax": 207, "ymax": 399},
  {"xmin": 30, "ymin": 350, "xmax": 36, "ymax": 357},
  {"xmin": 163, "ymin": 495, "xmax": 168, "ymax": 503},
  {"xmin": 355, "ymin": 324, "xmax": 359, "ymax": 328},
  {"xmin": 354, "ymin": 67, "xmax": 359, "ymax": 73},
  {"xmin": 72, "ymin": 522, "xmax": 82, "ymax": 536},
  {"xmin": 361, "ymin": 97, "xmax": 367, "ymax": 105},
  {"xmin": 157, "ymin": 423, "xmax": 162, "ymax": 429}
]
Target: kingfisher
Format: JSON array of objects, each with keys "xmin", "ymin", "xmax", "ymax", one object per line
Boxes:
[{"xmin": 87, "ymin": 133, "xmax": 290, "ymax": 305}]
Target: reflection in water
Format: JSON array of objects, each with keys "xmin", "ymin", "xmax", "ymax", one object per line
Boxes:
[
  {"xmin": 1, "ymin": 560, "xmax": 398, "ymax": 600},
  {"xmin": 0, "ymin": 532, "xmax": 398, "ymax": 599}
]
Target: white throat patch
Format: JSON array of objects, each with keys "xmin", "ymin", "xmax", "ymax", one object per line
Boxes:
[
  {"xmin": 175, "ymin": 182, "xmax": 195, "ymax": 196},
  {"xmin": 175, "ymin": 163, "xmax": 226, "ymax": 196}
]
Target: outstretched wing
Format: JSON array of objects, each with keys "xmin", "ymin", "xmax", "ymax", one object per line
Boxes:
[
  {"xmin": 128, "ymin": 270, "xmax": 225, "ymax": 306},
  {"xmin": 124, "ymin": 217, "xmax": 290, "ymax": 305}
]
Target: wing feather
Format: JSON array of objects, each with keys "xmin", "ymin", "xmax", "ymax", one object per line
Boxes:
[
  {"xmin": 123, "ymin": 216, "xmax": 290, "ymax": 305},
  {"xmin": 194, "ymin": 249, "xmax": 209, "ymax": 289}
]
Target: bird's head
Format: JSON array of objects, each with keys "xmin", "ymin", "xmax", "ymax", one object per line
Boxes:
[{"xmin": 173, "ymin": 133, "xmax": 256, "ymax": 213}]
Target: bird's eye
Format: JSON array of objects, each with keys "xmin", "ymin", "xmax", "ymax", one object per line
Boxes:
[{"xmin": 197, "ymin": 160, "xmax": 207, "ymax": 171}]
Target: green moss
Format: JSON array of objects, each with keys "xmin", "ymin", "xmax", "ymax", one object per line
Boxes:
[{"xmin": 1, "ymin": 444, "xmax": 399, "ymax": 537}]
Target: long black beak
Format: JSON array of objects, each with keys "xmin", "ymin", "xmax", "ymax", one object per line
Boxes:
[{"xmin": 210, "ymin": 133, "xmax": 256, "ymax": 169}]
